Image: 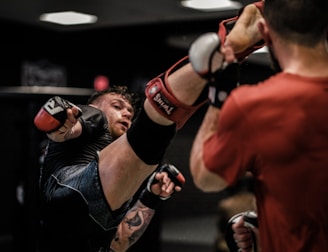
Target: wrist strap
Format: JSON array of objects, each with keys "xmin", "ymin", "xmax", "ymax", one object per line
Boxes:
[{"xmin": 139, "ymin": 189, "xmax": 162, "ymax": 209}]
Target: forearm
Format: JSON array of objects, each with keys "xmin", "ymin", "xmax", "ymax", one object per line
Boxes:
[
  {"xmin": 190, "ymin": 106, "xmax": 228, "ymax": 192},
  {"xmin": 110, "ymin": 164, "xmax": 185, "ymax": 251},
  {"xmin": 110, "ymin": 200, "xmax": 156, "ymax": 252},
  {"xmin": 190, "ymin": 106, "xmax": 220, "ymax": 177}
]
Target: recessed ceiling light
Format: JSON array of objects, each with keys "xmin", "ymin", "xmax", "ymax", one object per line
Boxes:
[
  {"xmin": 40, "ymin": 11, "xmax": 97, "ymax": 25},
  {"xmin": 181, "ymin": 0, "xmax": 242, "ymax": 11}
]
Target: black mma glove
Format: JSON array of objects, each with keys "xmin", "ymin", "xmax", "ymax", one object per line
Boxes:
[
  {"xmin": 139, "ymin": 163, "xmax": 185, "ymax": 209},
  {"xmin": 225, "ymin": 211, "xmax": 258, "ymax": 252},
  {"xmin": 34, "ymin": 96, "xmax": 82, "ymax": 133},
  {"xmin": 189, "ymin": 32, "xmax": 240, "ymax": 108},
  {"xmin": 207, "ymin": 61, "xmax": 240, "ymax": 108}
]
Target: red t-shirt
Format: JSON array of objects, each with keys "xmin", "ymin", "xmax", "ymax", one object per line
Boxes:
[{"xmin": 203, "ymin": 72, "xmax": 328, "ymax": 252}]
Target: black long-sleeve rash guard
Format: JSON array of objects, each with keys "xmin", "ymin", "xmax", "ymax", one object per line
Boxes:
[{"xmin": 40, "ymin": 105, "xmax": 112, "ymax": 188}]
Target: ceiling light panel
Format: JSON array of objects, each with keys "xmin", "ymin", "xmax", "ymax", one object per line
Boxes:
[
  {"xmin": 181, "ymin": 0, "xmax": 242, "ymax": 11},
  {"xmin": 40, "ymin": 11, "xmax": 97, "ymax": 25}
]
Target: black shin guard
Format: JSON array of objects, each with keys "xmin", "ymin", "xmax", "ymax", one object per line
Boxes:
[{"xmin": 126, "ymin": 107, "xmax": 176, "ymax": 165}]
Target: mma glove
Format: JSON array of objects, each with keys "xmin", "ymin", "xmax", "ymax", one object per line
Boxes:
[
  {"xmin": 139, "ymin": 163, "xmax": 185, "ymax": 209},
  {"xmin": 207, "ymin": 61, "xmax": 240, "ymax": 108},
  {"xmin": 225, "ymin": 211, "xmax": 258, "ymax": 252},
  {"xmin": 34, "ymin": 96, "xmax": 82, "ymax": 133},
  {"xmin": 189, "ymin": 32, "xmax": 240, "ymax": 108}
]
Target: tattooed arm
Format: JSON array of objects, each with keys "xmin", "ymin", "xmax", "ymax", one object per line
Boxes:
[
  {"xmin": 110, "ymin": 201, "xmax": 156, "ymax": 251},
  {"xmin": 110, "ymin": 165, "xmax": 184, "ymax": 251}
]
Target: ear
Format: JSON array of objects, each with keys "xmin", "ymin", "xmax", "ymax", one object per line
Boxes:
[{"xmin": 258, "ymin": 18, "xmax": 272, "ymax": 45}]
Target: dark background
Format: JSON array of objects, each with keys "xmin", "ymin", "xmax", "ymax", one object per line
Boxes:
[{"xmin": 0, "ymin": 13, "xmax": 273, "ymax": 252}]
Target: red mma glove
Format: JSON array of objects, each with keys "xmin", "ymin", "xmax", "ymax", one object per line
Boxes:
[{"xmin": 34, "ymin": 96, "xmax": 82, "ymax": 133}]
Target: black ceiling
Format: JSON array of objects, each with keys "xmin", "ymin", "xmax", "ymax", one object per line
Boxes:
[
  {"xmin": 0, "ymin": 0, "xmax": 271, "ymax": 88},
  {"xmin": 0, "ymin": 0, "xmax": 256, "ymax": 32}
]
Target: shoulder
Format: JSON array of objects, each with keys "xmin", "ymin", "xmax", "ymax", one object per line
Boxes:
[
  {"xmin": 219, "ymin": 74, "xmax": 284, "ymax": 125},
  {"xmin": 230, "ymin": 73, "xmax": 285, "ymax": 106}
]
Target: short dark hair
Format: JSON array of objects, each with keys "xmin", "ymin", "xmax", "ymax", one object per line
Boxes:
[
  {"xmin": 88, "ymin": 85, "xmax": 142, "ymax": 115},
  {"xmin": 264, "ymin": 0, "xmax": 328, "ymax": 46}
]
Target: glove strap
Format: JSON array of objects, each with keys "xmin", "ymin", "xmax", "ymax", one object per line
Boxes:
[
  {"xmin": 139, "ymin": 189, "xmax": 162, "ymax": 210},
  {"xmin": 145, "ymin": 56, "xmax": 207, "ymax": 130},
  {"xmin": 140, "ymin": 164, "xmax": 178, "ymax": 210}
]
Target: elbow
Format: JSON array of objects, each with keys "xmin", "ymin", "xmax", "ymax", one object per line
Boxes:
[
  {"xmin": 193, "ymin": 176, "xmax": 227, "ymax": 193},
  {"xmin": 190, "ymin": 145, "xmax": 228, "ymax": 193},
  {"xmin": 191, "ymin": 166, "xmax": 228, "ymax": 193},
  {"xmin": 193, "ymin": 179, "xmax": 217, "ymax": 193}
]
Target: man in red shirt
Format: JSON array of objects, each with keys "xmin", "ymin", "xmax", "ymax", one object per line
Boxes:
[{"xmin": 189, "ymin": 0, "xmax": 328, "ymax": 252}]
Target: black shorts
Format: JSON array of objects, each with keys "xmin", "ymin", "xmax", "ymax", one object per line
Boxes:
[{"xmin": 42, "ymin": 159, "xmax": 128, "ymax": 232}]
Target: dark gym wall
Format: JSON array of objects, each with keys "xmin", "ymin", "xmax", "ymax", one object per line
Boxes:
[{"xmin": 0, "ymin": 19, "xmax": 213, "ymax": 89}]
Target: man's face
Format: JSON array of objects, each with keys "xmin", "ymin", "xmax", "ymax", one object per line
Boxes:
[{"xmin": 96, "ymin": 93, "xmax": 134, "ymax": 139}]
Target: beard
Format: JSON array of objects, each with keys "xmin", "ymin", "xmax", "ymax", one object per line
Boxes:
[{"xmin": 268, "ymin": 46, "xmax": 282, "ymax": 73}]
